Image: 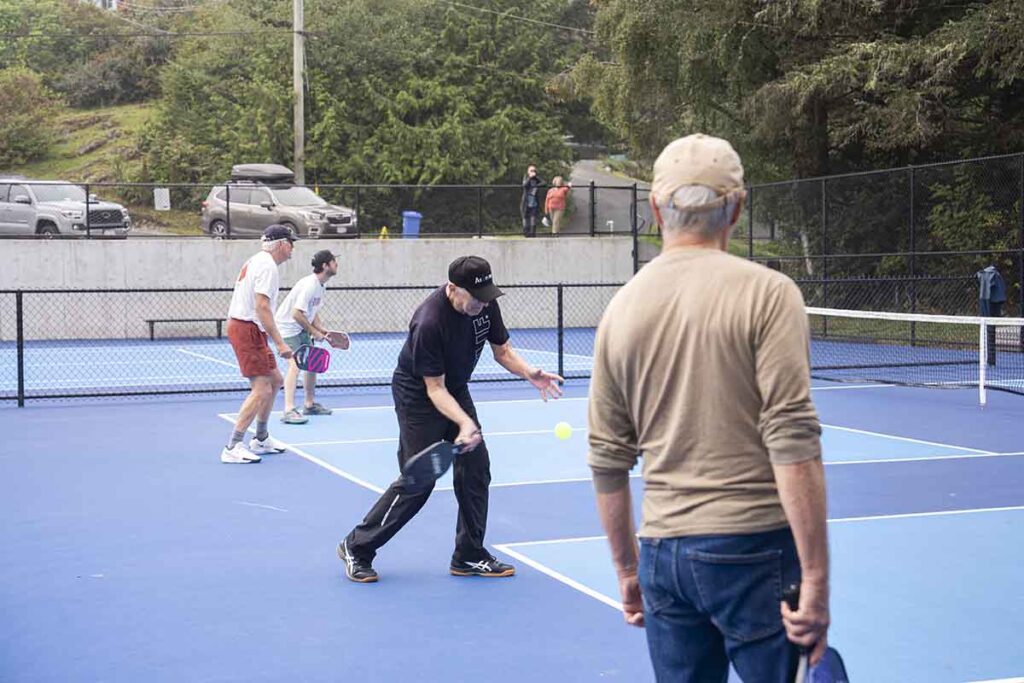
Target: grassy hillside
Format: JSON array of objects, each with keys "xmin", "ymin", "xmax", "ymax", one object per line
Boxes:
[{"xmin": 10, "ymin": 103, "xmax": 200, "ymax": 235}]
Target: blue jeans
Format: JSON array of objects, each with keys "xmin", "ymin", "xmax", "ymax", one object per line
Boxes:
[{"xmin": 638, "ymin": 527, "xmax": 801, "ymax": 683}]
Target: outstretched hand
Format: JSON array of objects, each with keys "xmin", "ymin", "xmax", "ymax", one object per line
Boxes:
[{"xmin": 528, "ymin": 368, "xmax": 563, "ymax": 401}]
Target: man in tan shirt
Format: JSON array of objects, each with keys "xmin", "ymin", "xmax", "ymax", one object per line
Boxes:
[{"xmin": 587, "ymin": 134, "xmax": 830, "ymax": 682}]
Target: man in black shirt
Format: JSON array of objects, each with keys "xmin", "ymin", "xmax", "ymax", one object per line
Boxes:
[{"xmin": 338, "ymin": 256, "xmax": 564, "ymax": 583}]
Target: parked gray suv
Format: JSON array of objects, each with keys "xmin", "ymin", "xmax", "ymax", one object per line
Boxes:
[
  {"xmin": 200, "ymin": 164, "xmax": 357, "ymax": 239},
  {"xmin": 0, "ymin": 178, "xmax": 132, "ymax": 237}
]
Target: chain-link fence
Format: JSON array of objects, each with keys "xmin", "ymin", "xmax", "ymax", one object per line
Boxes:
[
  {"xmin": 0, "ymin": 283, "xmax": 620, "ymax": 404},
  {"xmin": 744, "ymin": 152, "xmax": 1024, "ymax": 317},
  {"xmin": 0, "ymin": 179, "xmax": 645, "ymax": 240}
]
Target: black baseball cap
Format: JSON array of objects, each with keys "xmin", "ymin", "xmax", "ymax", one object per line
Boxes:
[
  {"xmin": 311, "ymin": 249, "xmax": 336, "ymax": 270},
  {"xmin": 448, "ymin": 255, "xmax": 504, "ymax": 303},
  {"xmin": 261, "ymin": 224, "xmax": 299, "ymax": 243}
]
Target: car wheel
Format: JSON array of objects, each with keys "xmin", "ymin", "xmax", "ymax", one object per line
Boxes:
[
  {"xmin": 279, "ymin": 221, "xmax": 301, "ymax": 238},
  {"xmin": 36, "ymin": 223, "xmax": 59, "ymax": 239},
  {"xmin": 209, "ymin": 220, "xmax": 228, "ymax": 239}
]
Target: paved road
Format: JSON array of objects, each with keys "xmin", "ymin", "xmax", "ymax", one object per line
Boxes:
[{"xmin": 561, "ymin": 159, "xmax": 652, "ymax": 236}]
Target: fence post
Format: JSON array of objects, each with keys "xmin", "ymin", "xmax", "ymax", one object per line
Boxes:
[
  {"xmin": 477, "ymin": 186, "xmax": 483, "ymax": 238},
  {"xmin": 909, "ymin": 166, "xmax": 918, "ymax": 344},
  {"xmin": 821, "ymin": 179, "xmax": 828, "ymax": 336},
  {"xmin": 747, "ymin": 185, "xmax": 754, "ymax": 259},
  {"xmin": 631, "ymin": 183, "xmax": 639, "ymax": 273},
  {"xmin": 354, "ymin": 186, "xmax": 361, "ymax": 237},
  {"xmin": 557, "ymin": 284, "xmax": 564, "ymax": 379},
  {"xmin": 225, "ymin": 185, "xmax": 232, "ymax": 238},
  {"xmin": 85, "ymin": 183, "xmax": 92, "ymax": 239},
  {"xmin": 16, "ymin": 291, "xmax": 25, "ymax": 407},
  {"xmin": 589, "ymin": 181, "xmax": 596, "ymax": 236},
  {"xmin": 1019, "ymin": 154, "xmax": 1023, "ymax": 321}
]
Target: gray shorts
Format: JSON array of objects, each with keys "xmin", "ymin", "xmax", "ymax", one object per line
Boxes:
[{"xmin": 283, "ymin": 330, "xmax": 312, "ymax": 352}]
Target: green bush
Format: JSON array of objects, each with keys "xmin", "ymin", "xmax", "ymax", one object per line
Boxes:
[{"xmin": 0, "ymin": 67, "xmax": 63, "ymax": 167}]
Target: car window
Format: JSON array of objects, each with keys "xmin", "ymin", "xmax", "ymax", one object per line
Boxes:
[
  {"xmin": 31, "ymin": 183, "xmax": 86, "ymax": 202},
  {"xmin": 11, "ymin": 185, "xmax": 31, "ymax": 202},
  {"xmin": 223, "ymin": 187, "xmax": 250, "ymax": 205},
  {"xmin": 0, "ymin": 184, "xmax": 9, "ymax": 203},
  {"xmin": 249, "ymin": 188, "xmax": 272, "ymax": 206},
  {"xmin": 272, "ymin": 186, "xmax": 328, "ymax": 207}
]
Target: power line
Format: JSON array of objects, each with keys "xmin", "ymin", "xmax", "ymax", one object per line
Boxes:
[
  {"xmin": 442, "ymin": 1, "xmax": 594, "ymax": 36},
  {"xmin": 0, "ymin": 29, "xmax": 312, "ymax": 40}
]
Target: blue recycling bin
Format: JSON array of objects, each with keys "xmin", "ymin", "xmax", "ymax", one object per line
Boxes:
[{"xmin": 401, "ymin": 210, "xmax": 422, "ymax": 238}]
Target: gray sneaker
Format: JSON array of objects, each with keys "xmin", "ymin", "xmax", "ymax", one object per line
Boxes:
[
  {"xmin": 281, "ymin": 409, "xmax": 309, "ymax": 424},
  {"xmin": 303, "ymin": 402, "xmax": 333, "ymax": 416}
]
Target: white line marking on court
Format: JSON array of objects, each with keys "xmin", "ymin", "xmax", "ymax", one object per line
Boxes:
[
  {"xmin": 215, "ymin": 414, "xmax": 385, "ymax": 494},
  {"xmin": 810, "ymin": 383, "xmax": 897, "ymax": 391},
  {"xmin": 288, "ymin": 427, "xmax": 590, "ymax": 448},
  {"xmin": 233, "ymin": 500, "xmax": 289, "ymax": 512},
  {"xmin": 436, "ymin": 473, "xmax": 640, "ymax": 492},
  {"xmin": 827, "ymin": 452, "xmax": 1024, "ymax": 466},
  {"xmin": 503, "ymin": 504, "xmax": 1024, "ymax": 549},
  {"xmin": 967, "ymin": 678, "xmax": 1024, "ymax": 683},
  {"xmin": 821, "ymin": 423, "xmax": 993, "ymax": 454},
  {"xmin": 493, "ymin": 544, "xmax": 623, "ymax": 611},
  {"xmin": 828, "ymin": 504, "xmax": 1024, "ymax": 524},
  {"xmin": 176, "ymin": 348, "xmax": 238, "ymax": 369}
]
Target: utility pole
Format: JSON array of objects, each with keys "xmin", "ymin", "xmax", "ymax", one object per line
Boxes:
[{"xmin": 293, "ymin": 0, "xmax": 305, "ymax": 185}]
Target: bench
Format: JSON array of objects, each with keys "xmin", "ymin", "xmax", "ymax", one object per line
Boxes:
[{"xmin": 146, "ymin": 318, "xmax": 226, "ymax": 341}]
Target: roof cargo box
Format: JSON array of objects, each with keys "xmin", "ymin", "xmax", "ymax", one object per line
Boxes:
[{"xmin": 229, "ymin": 164, "xmax": 295, "ymax": 183}]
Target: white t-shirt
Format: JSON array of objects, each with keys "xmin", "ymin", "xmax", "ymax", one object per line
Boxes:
[
  {"xmin": 228, "ymin": 251, "xmax": 281, "ymax": 331},
  {"xmin": 275, "ymin": 273, "xmax": 327, "ymax": 339}
]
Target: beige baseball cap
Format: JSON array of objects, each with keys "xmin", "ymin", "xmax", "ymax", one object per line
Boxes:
[{"xmin": 650, "ymin": 134, "xmax": 745, "ymax": 208}]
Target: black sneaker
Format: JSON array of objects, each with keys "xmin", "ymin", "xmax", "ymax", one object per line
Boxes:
[
  {"xmin": 338, "ymin": 540, "xmax": 378, "ymax": 583},
  {"xmin": 450, "ymin": 555, "xmax": 515, "ymax": 578}
]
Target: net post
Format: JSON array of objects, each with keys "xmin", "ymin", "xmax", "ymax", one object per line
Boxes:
[
  {"xmin": 557, "ymin": 284, "xmax": 565, "ymax": 379},
  {"xmin": 16, "ymin": 291, "xmax": 25, "ymax": 407},
  {"xmin": 978, "ymin": 320, "xmax": 987, "ymax": 406}
]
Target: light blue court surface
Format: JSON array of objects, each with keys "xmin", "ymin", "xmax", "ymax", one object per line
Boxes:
[
  {"xmin": 2, "ymin": 379, "xmax": 1024, "ymax": 682},
  {"xmin": 225, "ymin": 397, "xmax": 994, "ymax": 492}
]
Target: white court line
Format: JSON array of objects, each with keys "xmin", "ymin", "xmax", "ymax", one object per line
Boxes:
[
  {"xmin": 215, "ymin": 413, "xmax": 385, "ymax": 494},
  {"xmin": 503, "ymin": 504, "xmax": 1024, "ymax": 551},
  {"xmin": 233, "ymin": 500, "xmax": 289, "ymax": 512},
  {"xmin": 810, "ymin": 383, "xmax": 897, "ymax": 391},
  {"xmin": 827, "ymin": 451, "xmax": 1024, "ymax": 466},
  {"xmin": 821, "ymin": 423, "xmax": 993, "ymax": 454},
  {"xmin": 496, "ymin": 505, "xmax": 1024, "ymax": 614},
  {"xmin": 288, "ymin": 427, "xmax": 590, "ymax": 447},
  {"xmin": 436, "ymin": 473, "xmax": 640, "ymax": 492},
  {"xmin": 492, "ymin": 544, "xmax": 623, "ymax": 611},
  {"xmin": 967, "ymin": 678, "xmax": 1024, "ymax": 683},
  {"xmin": 176, "ymin": 348, "xmax": 239, "ymax": 369}
]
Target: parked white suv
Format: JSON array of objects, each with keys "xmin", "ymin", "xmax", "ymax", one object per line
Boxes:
[{"xmin": 0, "ymin": 178, "xmax": 132, "ymax": 237}]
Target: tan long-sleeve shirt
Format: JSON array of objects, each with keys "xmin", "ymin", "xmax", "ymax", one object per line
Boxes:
[{"xmin": 587, "ymin": 247, "xmax": 822, "ymax": 537}]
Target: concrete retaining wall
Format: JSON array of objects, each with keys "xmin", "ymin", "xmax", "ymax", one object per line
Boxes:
[{"xmin": 0, "ymin": 237, "xmax": 632, "ymax": 340}]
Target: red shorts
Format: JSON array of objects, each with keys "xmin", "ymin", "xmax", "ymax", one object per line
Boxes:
[{"xmin": 227, "ymin": 318, "xmax": 276, "ymax": 378}]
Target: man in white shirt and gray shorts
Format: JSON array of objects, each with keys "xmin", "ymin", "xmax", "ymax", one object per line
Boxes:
[
  {"xmin": 221, "ymin": 224, "xmax": 297, "ymax": 464},
  {"xmin": 274, "ymin": 249, "xmax": 349, "ymax": 424}
]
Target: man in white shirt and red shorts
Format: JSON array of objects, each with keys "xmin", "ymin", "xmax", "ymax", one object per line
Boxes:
[{"xmin": 221, "ymin": 224, "xmax": 298, "ymax": 464}]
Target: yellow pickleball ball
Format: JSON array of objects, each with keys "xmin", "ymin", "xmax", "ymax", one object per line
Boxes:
[{"xmin": 554, "ymin": 421, "xmax": 573, "ymax": 440}]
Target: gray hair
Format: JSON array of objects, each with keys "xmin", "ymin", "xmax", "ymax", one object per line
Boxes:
[{"xmin": 655, "ymin": 185, "xmax": 742, "ymax": 238}]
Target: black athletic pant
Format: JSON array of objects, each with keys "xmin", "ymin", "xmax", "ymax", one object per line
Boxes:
[
  {"xmin": 345, "ymin": 379, "xmax": 491, "ymax": 564},
  {"xmin": 522, "ymin": 205, "xmax": 539, "ymax": 236}
]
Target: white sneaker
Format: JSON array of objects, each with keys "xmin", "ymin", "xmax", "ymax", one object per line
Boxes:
[
  {"xmin": 221, "ymin": 443, "xmax": 261, "ymax": 464},
  {"xmin": 249, "ymin": 436, "xmax": 287, "ymax": 455}
]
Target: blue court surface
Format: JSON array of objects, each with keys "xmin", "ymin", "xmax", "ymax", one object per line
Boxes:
[{"xmin": 2, "ymin": 376, "xmax": 1024, "ymax": 682}]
